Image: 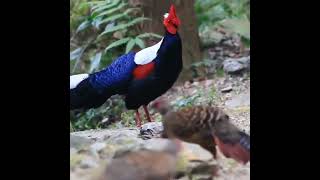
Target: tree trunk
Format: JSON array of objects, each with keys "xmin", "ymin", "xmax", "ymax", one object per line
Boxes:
[{"xmin": 136, "ymin": 0, "xmax": 204, "ymax": 83}]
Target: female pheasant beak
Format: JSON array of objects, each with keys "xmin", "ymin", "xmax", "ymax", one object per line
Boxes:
[{"xmin": 163, "ymin": 4, "xmax": 181, "ymax": 34}]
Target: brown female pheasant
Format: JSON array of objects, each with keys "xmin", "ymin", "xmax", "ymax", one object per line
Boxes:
[{"xmin": 151, "ymin": 99, "xmax": 250, "ymax": 164}]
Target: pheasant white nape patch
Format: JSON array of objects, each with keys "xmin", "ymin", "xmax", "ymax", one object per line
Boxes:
[
  {"xmin": 70, "ymin": 74, "xmax": 89, "ymax": 89},
  {"xmin": 164, "ymin": 13, "xmax": 169, "ymax": 19},
  {"xmin": 134, "ymin": 38, "xmax": 164, "ymax": 65}
]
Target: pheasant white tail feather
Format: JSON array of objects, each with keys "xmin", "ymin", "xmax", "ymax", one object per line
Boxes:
[{"xmin": 70, "ymin": 74, "xmax": 89, "ymax": 89}]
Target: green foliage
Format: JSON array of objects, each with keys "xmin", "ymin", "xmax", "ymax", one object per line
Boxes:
[
  {"xmin": 174, "ymin": 94, "xmax": 201, "ymax": 108},
  {"xmin": 219, "ymin": 15, "xmax": 250, "ymax": 46},
  {"xmin": 208, "ymin": 86, "xmax": 217, "ymax": 105},
  {"xmin": 70, "ymin": 0, "xmax": 162, "ymax": 74},
  {"xmin": 120, "ymin": 111, "xmax": 136, "ymax": 127},
  {"xmin": 70, "ymin": 0, "xmax": 90, "ymax": 34},
  {"xmin": 70, "ymin": 96, "xmax": 127, "ymax": 131},
  {"xmin": 98, "ymin": 17, "xmax": 150, "ymax": 38},
  {"xmin": 195, "ymin": 0, "xmax": 250, "ymax": 46},
  {"xmin": 89, "ymin": 52, "xmax": 102, "ymax": 73},
  {"xmin": 216, "ymin": 68, "xmax": 225, "ymax": 77},
  {"xmin": 104, "ymin": 37, "xmax": 131, "ymax": 52}
]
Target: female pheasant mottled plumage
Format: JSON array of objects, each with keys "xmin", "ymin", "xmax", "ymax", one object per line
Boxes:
[{"xmin": 151, "ymin": 99, "xmax": 250, "ymax": 164}]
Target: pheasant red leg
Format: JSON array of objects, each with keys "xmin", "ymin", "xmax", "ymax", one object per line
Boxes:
[
  {"xmin": 135, "ymin": 110, "xmax": 142, "ymax": 127},
  {"xmin": 143, "ymin": 105, "xmax": 153, "ymax": 122}
]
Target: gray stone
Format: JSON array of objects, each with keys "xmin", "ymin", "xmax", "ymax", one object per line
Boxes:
[
  {"xmin": 200, "ymin": 29, "xmax": 225, "ymax": 47},
  {"xmin": 223, "ymin": 56, "xmax": 250, "ymax": 74},
  {"xmin": 71, "ymin": 128, "xmax": 140, "ymax": 142},
  {"xmin": 70, "ymin": 134, "xmax": 94, "ymax": 150},
  {"xmin": 225, "ymin": 92, "xmax": 250, "ymax": 108},
  {"xmin": 140, "ymin": 138, "xmax": 175, "ymax": 152},
  {"xmin": 140, "ymin": 122, "xmax": 164, "ymax": 139},
  {"xmin": 221, "ymin": 86, "xmax": 233, "ymax": 93},
  {"xmin": 90, "ymin": 142, "xmax": 106, "ymax": 152},
  {"xmin": 79, "ymin": 156, "xmax": 99, "ymax": 169}
]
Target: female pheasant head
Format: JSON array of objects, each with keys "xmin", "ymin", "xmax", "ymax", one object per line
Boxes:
[{"xmin": 163, "ymin": 4, "xmax": 181, "ymax": 34}]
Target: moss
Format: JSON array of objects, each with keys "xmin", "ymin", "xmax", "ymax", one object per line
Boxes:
[{"xmin": 120, "ymin": 111, "xmax": 135, "ymax": 127}]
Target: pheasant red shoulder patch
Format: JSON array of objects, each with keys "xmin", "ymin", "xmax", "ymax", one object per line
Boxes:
[{"xmin": 133, "ymin": 62, "xmax": 155, "ymax": 80}]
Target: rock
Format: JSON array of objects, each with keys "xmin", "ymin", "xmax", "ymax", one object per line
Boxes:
[
  {"xmin": 72, "ymin": 128, "xmax": 140, "ymax": 142},
  {"xmin": 200, "ymin": 28, "xmax": 225, "ymax": 48},
  {"xmin": 90, "ymin": 142, "xmax": 106, "ymax": 153},
  {"xmin": 204, "ymin": 79, "xmax": 214, "ymax": 87},
  {"xmin": 208, "ymin": 49, "xmax": 216, "ymax": 59},
  {"xmin": 140, "ymin": 122, "xmax": 164, "ymax": 139},
  {"xmin": 223, "ymin": 56, "xmax": 250, "ymax": 74},
  {"xmin": 225, "ymin": 92, "xmax": 250, "ymax": 108},
  {"xmin": 140, "ymin": 138, "xmax": 178, "ymax": 152},
  {"xmin": 221, "ymin": 86, "xmax": 233, "ymax": 93},
  {"xmin": 222, "ymin": 39, "xmax": 233, "ymax": 47},
  {"xmin": 181, "ymin": 143, "xmax": 213, "ymax": 162},
  {"xmin": 70, "ymin": 134, "xmax": 94, "ymax": 150},
  {"xmin": 70, "ymin": 148, "xmax": 77, "ymax": 155},
  {"xmin": 80, "ymin": 156, "xmax": 99, "ymax": 169},
  {"xmin": 105, "ymin": 129, "xmax": 141, "ymax": 145}
]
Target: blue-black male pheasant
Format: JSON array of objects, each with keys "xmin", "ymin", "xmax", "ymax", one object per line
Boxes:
[{"xmin": 70, "ymin": 5, "xmax": 182, "ymax": 127}]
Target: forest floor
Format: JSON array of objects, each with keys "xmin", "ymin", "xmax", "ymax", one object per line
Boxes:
[
  {"xmin": 70, "ymin": 71, "xmax": 250, "ymax": 180},
  {"xmin": 70, "ymin": 31, "xmax": 250, "ymax": 179}
]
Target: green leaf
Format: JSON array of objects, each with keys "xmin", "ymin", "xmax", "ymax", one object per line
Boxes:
[
  {"xmin": 90, "ymin": 1, "xmax": 110, "ymax": 10},
  {"xmin": 99, "ymin": 8, "xmax": 139, "ymax": 25},
  {"xmin": 70, "ymin": 47, "xmax": 84, "ymax": 61},
  {"xmin": 137, "ymin": 32, "xmax": 163, "ymax": 39},
  {"xmin": 98, "ymin": 17, "xmax": 150, "ymax": 38},
  {"xmin": 135, "ymin": 38, "xmax": 145, "ymax": 49},
  {"xmin": 104, "ymin": 37, "xmax": 130, "ymax": 52},
  {"xmin": 92, "ymin": 0, "xmax": 121, "ymax": 14},
  {"xmin": 125, "ymin": 38, "xmax": 136, "ymax": 53},
  {"xmin": 96, "ymin": 2, "xmax": 127, "ymax": 18},
  {"xmin": 99, "ymin": 13, "xmax": 126, "ymax": 25},
  {"xmin": 89, "ymin": 52, "xmax": 102, "ymax": 73},
  {"xmin": 92, "ymin": 17, "xmax": 103, "ymax": 29},
  {"xmin": 241, "ymin": 36, "xmax": 250, "ymax": 47},
  {"xmin": 76, "ymin": 20, "xmax": 90, "ymax": 33},
  {"xmin": 86, "ymin": 1, "xmax": 105, "ymax": 6},
  {"xmin": 71, "ymin": 44, "xmax": 90, "ymax": 73},
  {"xmin": 124, "ymin": 7, "xmax": 140, "ymax": 14}
]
